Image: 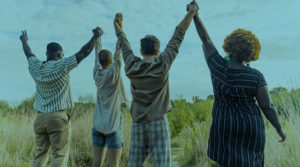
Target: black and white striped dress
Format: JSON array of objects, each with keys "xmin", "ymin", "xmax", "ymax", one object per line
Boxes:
[{"xmin": 206, "ymin": 50, "xmax": 267, "ymax": 167}]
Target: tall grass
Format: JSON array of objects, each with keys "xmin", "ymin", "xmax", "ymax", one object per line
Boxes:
[
  {"xmin": 1, "ymin": 88, "xmax": 300, "ymax": 166},
  {"xmin": 177, "ymin": 89, "xmax": 300, "ymax": 167},
  {"xmin": 0, "ymin": 103, "xmax": 132, "ymax": 167}
]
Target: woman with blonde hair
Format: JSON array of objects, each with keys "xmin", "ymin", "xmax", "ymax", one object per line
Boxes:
[{"xmin": 189, "ymin": 1, "xmax": 286, "ymax": 167}]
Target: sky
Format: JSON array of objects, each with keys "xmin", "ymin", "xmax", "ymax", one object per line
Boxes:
[{"xmin": 0, "ymin": 0, "xmax": 300, "ymax": 103}]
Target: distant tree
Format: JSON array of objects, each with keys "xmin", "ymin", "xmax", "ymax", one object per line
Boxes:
[
  {"xmin": 206, "ymin": 95, "xmax": 214, "ymax": 100},
  {"xmin": 78, "ymin": 94, "xmax": 95, "ymax": 103},
  {"xmin": 16, "ymin": 96, "xmax": 35, "ymax": 115},
  {"xmin": 270, "ymin": 87, "xmax": 288, "ymax": 96},
  {"xmin": 0, "ymin": 100, "xmax": 11, "ymax": 113}
]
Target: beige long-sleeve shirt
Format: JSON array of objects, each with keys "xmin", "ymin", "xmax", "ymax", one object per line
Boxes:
[
  {"xmin": 93, "ymin": 38, "xmax": 129, "ymax": 134},
  {"xmin": 117, "ymin": 26, "xmax": 186, "ymax": 123}
]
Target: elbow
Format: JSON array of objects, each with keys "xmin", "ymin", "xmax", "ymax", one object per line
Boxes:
[{"xmin": 260, "ymin": 105, "xmax": 276, "ymax": 114}]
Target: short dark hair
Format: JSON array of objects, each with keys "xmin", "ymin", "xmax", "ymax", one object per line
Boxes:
[
  {"xmin": 98, "ymin": 49, "xmax": 112, "ymax": 67},
  {"xmin": 47, "ymin": 42, "xmax": 62, "ymax": 53},
  {"xmin": 223, "ymin": 29, "xmax": 261, "ymax": 62},
  {"xmin": 140, "ymin": 35, "xmax": 160, "ymax": 55}
]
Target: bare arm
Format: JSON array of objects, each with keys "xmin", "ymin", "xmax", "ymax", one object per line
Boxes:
[
  {"xmin": 20, "ymin": 30, "xmax": 36, "ymax": 59},
  {"xmin": 192, "ymin": 11, "xmax": 217, "ymax": 61},
  {"xmin": 75, "ymin": 27, "xmax": 103, "ymax": 64},
  {"xmin": 256, "ymin": 86, "xmax": 286, "ymax": 142},
  {"xmin": 193, "ymin": 15, "xmax": 212, "ymax": 44}
]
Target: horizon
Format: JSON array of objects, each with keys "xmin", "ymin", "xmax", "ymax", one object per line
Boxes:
[{"xmin": 1, "ymin": 0, "xmax": 300, "ymax": 104}]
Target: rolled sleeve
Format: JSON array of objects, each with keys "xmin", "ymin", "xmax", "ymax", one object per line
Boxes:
[
  {"xmin": 206, "ymin": 52, "xmax": 227, "ymax": 80},
  {"xmin": 257, "ymin": 71, "xmax": 267, "ymax": 88},
  {"xmin": 60, "ymin": 55, "xmax": 78, "ymax": 72},
  {"xmin": 27, "ymin": 56, "xmax": 41, "ymax": 68},
  {"xmin": 27, "ymin": 57, "xmax": 42, "ymax": 78}
]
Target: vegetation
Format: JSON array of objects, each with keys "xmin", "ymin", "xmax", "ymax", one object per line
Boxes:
[{"xmin": 0, "ymin": 87, "xmax": 300, "ymax": 166}]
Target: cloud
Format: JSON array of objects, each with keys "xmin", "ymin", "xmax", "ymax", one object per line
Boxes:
[{"xmin": 0, "ymin": 0, "xmax": 300, "ymax": 102}]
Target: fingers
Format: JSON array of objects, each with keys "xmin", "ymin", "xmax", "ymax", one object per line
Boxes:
[{"xmin": 115, "ymin": 13, "xmax": 123, "ymax": 19}]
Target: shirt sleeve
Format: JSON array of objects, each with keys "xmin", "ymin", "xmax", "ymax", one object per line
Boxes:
[
  {"xmin": 161, "ymin": 26, "xmax": 186, "ymax": 69},
  {"xmin": 27, "ymin": 56, "xmax": 42, "ymax": 77},
  {"xmin": 117, "ymin": 30, "xmax": 141, "ymax": 75},
  {"xmin": 205, "ymin": 42, "xmax": 226, "ymax": 76},
  {"xmin": 257, "ymin": 71, "xmax": 267, "ymax": 88},
  {"xmin": 107, "ymin": 50, "xmax": 122, "ymax": 84},
  {"xmin": 93, "ymin": 38, "xmax": 103, "ymax": 83},
  {"xmin": 27, "ymin": 56, "xmax": 41, "ymax": 67},
  {"xmin": 58, "ymin": 55, "xmax": 78, "ymax": 72}
]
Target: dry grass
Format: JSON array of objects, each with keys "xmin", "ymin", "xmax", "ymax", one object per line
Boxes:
[{"xmin": 1, "ymin": 91, "xmax": 300, "ymax": 167}]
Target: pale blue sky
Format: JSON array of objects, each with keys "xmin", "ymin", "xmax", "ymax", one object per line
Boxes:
[{"xmin": 1, "ymin": 0, "xmax": 300, "ymax": 103}]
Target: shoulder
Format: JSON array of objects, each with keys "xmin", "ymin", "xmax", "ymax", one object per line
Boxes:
[{"xmin": 246, "ymin": 66, "xmax": 264, "ymax": 77}]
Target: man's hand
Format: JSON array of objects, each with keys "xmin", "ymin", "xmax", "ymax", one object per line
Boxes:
[
  {"xmin": 187, "ymin": 0, "xmax": 199, "ymax": 16},
  {"xmin": 20, "ymin": 30, "xmax": 28, "ymax": 43},
  {"xmin": 93, "ymin": 27, "xmax": 103, "ymax": 37},
  {"xmin": 114, "ymin": 13, "xmax": 123, "ymax": 35}
]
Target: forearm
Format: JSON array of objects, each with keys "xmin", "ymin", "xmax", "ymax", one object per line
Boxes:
[
  {"xmin": 117, "ymin": 31, "xmax": 134, "ymax": 61},
  {"xmin": 193, "ymin": 15, "xmax": 212, "ymax": 43},
  {"xmin": 262, "ymin": 106, "xmax": 282, "ymax": 131},
  {"xmin": 22, "ymin": 41, "xmax": 35, "ymax": 58},
  {"xmin": 94, "ymin": 38, "xmax": 102, "ymax": 67},
  {"xmin": 76, "ymin": 35, "xmax": 99, "ymax": 63},
  {"xmin": 178, "ymin": 11, "xmax": 195, "ymax": 32}
]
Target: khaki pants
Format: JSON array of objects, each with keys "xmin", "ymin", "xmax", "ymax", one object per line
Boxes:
[{"xmin": 33, "ymin": 111, "xmax": 71, "ymax": 167}]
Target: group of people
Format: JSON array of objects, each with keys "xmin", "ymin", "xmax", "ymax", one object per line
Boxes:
[{"xmin": 20, "ymin": 1, "xmax": 286, "ymax": 167}]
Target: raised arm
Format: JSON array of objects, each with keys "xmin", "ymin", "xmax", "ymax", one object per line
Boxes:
[
  {"xmin": 113, "ymin": 40, "xmax": 122, "ymax": 67},
  {"xmin": 75, "ymin": 27, "xmax": 103, "ymax": 64},
  {"xmin": 161, "ymin": 1, "xmax": 199, "ymax": 67},
  {"xmin": 256, "ymin": 86, "xmax": 286, "ymax": 142},
  {"xmin": 20, "ymin": 30, "xmax": 36, "ymax": 59},
  {"xmin": 192, "ymin": 4, "xmax": 218, "ymax": 61},
  {"xmin": 93, "ymin": 35, "xmax": 103, "ymax": 79},
  {"xmin": 113, "ymin": 13, "xmax": 136, "ymax": 63}
]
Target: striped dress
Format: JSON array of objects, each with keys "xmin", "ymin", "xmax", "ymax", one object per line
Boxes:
[{"xmin": 206, "ymin": 50, "xmax": 267, "ymax": 167}]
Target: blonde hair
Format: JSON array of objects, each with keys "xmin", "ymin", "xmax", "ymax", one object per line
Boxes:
[{"xmin": 223, "ymin": 29, "xmax": 261, "ymax": 62}]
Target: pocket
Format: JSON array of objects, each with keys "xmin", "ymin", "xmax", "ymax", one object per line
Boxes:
[{"xmin": 66, "ymin": 112, "xmax": 70, "ymax": 122}]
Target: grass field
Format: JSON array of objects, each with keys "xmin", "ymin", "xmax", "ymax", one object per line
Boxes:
[{"xmin": 0, "ymin": 87, "xmax": 300, "ymax": 167}]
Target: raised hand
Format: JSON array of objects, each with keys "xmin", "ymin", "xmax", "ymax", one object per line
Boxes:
[
  {"xmin": 93, "ymin": 27, "xmax": 103, "ymax": 37},
  {"xmin": 115, "ymin": 13, "xmax": 123, "ymax": 28},
  {"xmin": 114, "ymin": 13, "xmax": 123, "ymax": 35},
  {"xmin": 20, "ymin": 30, "xmax": 28, "ymax": 43},
  {"xmin": 187, "ymin": 0, "xmax": 199, "ymax": 15}
]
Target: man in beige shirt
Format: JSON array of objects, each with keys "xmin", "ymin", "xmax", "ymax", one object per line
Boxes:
[
  {"xmin": 20, "ymin": 27, "xmax": 102, "ymax": 167},
  {"xmin": 113, "ymin": 2, "xmax": 199, "ymax": 166}
]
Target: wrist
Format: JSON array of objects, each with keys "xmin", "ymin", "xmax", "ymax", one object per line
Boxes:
[
  {"xmin": 188, "ymin": 10, "xmax": 197, "ymax": 17},
  {"xmin": 116, "ymin": 29, "xmax": 123, "ymax": 36},
  {"xmin": 93, "ymin": 34, "xmax": 100, "ymax": 39}
]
